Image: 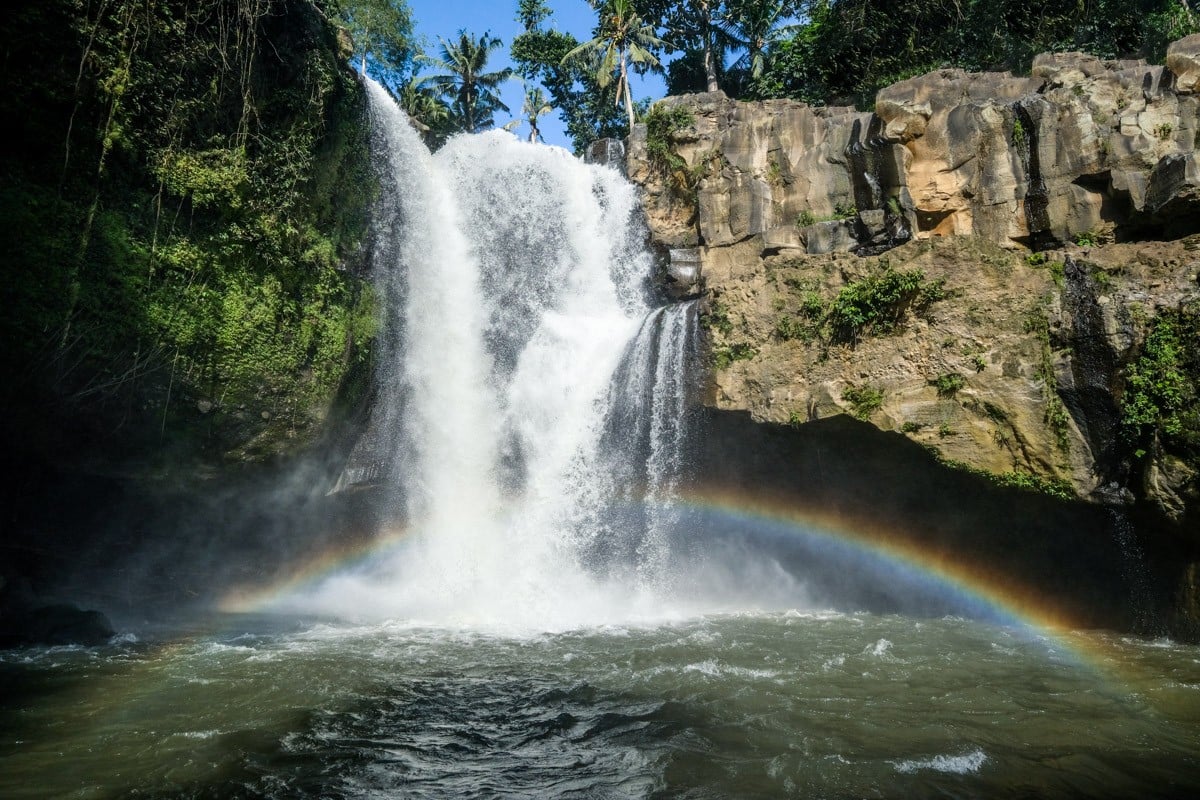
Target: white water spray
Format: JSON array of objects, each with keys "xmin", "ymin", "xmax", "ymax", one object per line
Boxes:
[{"xmin": 296, "ymin": 80, "xmax": 698, "ymax": 629}]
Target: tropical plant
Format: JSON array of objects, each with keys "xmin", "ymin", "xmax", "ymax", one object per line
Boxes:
[
  {"xmin": 521, "ymin": 85, "xmax": 554, "ymax": 142},
  {"xmin": 719, "ymin": 0, "xmax": 799, "ymax": 79},
  {"xmin": 397, "ymin": 76, "xmax": 454, "ymax": 148},
  {"xmin": 655, "ymin": 0, "xmax": 732, "ymax": 92},
  {"xmin": 512, "ymin": 1, "xmax": 627, "ymax": 152},
  {"xmin": 420, "ymin": 30, "xmax": 514, "ymax": 134},
  {"xmin": 564, "ymin": 0, "xmax": 667, "ymax": 131},
  {"xmin": 338, "ymin": 0, "xmax": 417, "ymax": 92}
]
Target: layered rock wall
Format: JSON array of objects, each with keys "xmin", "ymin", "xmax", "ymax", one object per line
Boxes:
[{"xmin": 624, "ymin": 43, "xmax": 1200, "ymax": 634}]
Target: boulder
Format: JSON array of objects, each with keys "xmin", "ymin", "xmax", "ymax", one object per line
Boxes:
[
  {"xmin": 0, "ymin": 603, "xmax": 115, "ymax": 648},
  {"xmin": 1167, "ymin": 34, "xmax": 1200, "ymax": 93}
]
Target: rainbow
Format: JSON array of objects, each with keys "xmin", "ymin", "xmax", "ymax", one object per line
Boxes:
[
  {"xmin": 217, "ymin": 525, "xmax": 415, "ymax": 614},
  {"xmin": 210, "ymin": 485, "xmax": 1190, "ymax": 695},
  {"xmin": 214, "ymin": 486, "xmax": 1120, "ymax": 670},
  {"xmin": 669, "ymin": 486, "xmax": 1086, "ymax": 632}
]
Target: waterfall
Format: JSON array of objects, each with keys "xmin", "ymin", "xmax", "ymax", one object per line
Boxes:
[
  {"xmin": 599, "ymin": 302, "xmax": 701, "ymax": 585},
  {"xmin": 299, "ymin": 79, "xmax": 697, "ymax": 628}
]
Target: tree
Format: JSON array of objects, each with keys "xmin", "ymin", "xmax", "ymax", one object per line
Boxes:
[
  {"xmin": 420, "ymin": 30, "xmax": 514, "ymax": 134},
  {"xmin": 661, "ymin": 0, "xmax": 730, "ymax": 92},
  {"xmin": 337, "ymin": 0, "xmax": 417, "ymax": 93},
  {"xmin": 512, "ymin": 1, "xmax": 628, "ymax": 152},
  {"xmin": 521, "ymin": 85, "xmax": 554, "ymax": 143},
  {"xmin": 564, "ymin": 0, "xmax": 667, "ymax": 131},
  {"xmin": 720, "ymin": 0, "xmax": 799, "ymax": 80},
  {"xmin": 398, "ymin": 76, "xmax": 454, "ymax": 148}
]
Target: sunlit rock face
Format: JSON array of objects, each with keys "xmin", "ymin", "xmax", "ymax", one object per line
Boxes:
[
  {"xmin": 629, "ymin": 44, "xmax": 1199, "ymax": 255},
  {"xmin": 625, "ymin": 41, "xmax": 1200, "ymax": 638}
]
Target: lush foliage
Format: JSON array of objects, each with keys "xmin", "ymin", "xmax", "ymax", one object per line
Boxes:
[
  {"xmin": 1121, "ymin": 307, "xmax": 1200, "ymax": 459},
  {"xmin": 564, "ymin": 0, "xmax": 667, "ymax": 130},
  {"xmin": 339, "ymin": 0, "xmax": 417, "ymax": 93},
  {"xmin": 0, "ymin": 0, "xmax": 375, "ymax": 461},
  {"xmin": 751, "ymin": 0, "xmax": 1198, "ymax": 106},
  {"xmin": 512, "ymin": 0, "xmax": 627, "ymax": 152},
  {"xmin": 826, "ymin": 266, "xmax": 946, "ymax": 343},
  {"xmin": 419, "ymin": 30, "xmax": 514, "ymax": 134}
]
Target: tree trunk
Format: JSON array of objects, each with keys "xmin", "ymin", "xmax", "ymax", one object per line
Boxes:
[
  {"xmin": 701, "ymin": 0, "xmax": 719, "ymax": 92},
  {"xmin": 620, "ymin": 53, "xmax": 635, "ymax": 131},
  {"xmin": 704, "ymin": 36, "xmax": 719, "ymax": 92}
]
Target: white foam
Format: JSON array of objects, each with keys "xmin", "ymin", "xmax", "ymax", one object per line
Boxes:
[{"xmin": 894, "ymin": 749, "xmax": 987, "ymax": 775}]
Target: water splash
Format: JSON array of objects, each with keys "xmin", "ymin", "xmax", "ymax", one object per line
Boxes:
[{"xmin": 294, "ymin": 79, "xmax": 694, "ymax": 629}]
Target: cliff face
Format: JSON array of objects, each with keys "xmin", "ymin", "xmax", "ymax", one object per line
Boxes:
[
  {"xmin": 625, "ymin": 41, "xmax": 1200, "ymax": 635},
  {"xmin": 0, "ymin": 0, "xmax": 374, "ymax": 478},
  {"xmin": 0, "ymin": 1, "xmax": 375, "ymax": 630}
]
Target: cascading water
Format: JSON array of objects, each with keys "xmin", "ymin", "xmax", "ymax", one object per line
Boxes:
[
  {"xmin": 296, "ymin": 79, "xmax": 698, "ymax": 628},
  {"xmin": 599, "ymin": 302, "xmax": 701, "ymax": 586}
]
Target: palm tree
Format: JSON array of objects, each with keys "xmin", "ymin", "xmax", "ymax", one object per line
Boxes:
[
  {"xmin": 563, "ymin": 0, "xmax": 666, "ymax": 132},
  {"xmin": 397, "ymin": 76, "xmax": 453, "ymax": 148},
  {"xmin": 419, "ymin": 30, "xmax": 514, "ymax": 134},
  {"xmin": 720, "ymin": 0, "xmax": 800, "ymax": 79},
  {"xmin": 521, "ymin": 86, "xmax": 554, "ymax": 143}
]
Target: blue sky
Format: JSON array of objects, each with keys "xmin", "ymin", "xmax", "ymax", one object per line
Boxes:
[{"xmin": 406, "ymin": 0, "xmax": 669, "ymax": 149}]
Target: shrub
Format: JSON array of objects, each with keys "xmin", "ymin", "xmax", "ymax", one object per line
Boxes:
[
  {"xmin": 827, "ymin": 266, "xmax": 946, "ymax": 343},
  {"xmin": 933, "ymin": 372, "xmax": 966, "ymax": 397},
  {"xmin": 842, "ymin": 385, "xmax": 884, "ymax": 420}
]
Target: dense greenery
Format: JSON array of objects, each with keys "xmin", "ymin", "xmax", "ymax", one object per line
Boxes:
[
  {"xmin": 569, "ymin": 1, "xmax": 1196, "ymax": 114},
  {"xmin": 826, "ymin": 266, "xmax": 947, "ymax": 343},
  {"xmin": 1121, "ymin": 306, "xmax": 1200, "ymax": 461},
  {"xmin": 340, "ymin": 0, "xmax": 417, "ymax": 93},
  {"xmin": 512, "ymin": 0, "xmax": 628, "ymax": 152},
  {"xmin": 0, "ymin": 0, "xmax": 375, "ymax": 463},
  {"xmin": 750, "ymin": 0, "xmax": 1198, "ymax": 106}
]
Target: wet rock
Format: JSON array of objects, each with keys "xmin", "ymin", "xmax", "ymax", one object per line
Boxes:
[{"xmin": 0, "ymin": 603, "xmax": 115, "ymax": 648}]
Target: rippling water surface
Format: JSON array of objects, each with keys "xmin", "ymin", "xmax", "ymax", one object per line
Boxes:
[{"xmin": 3, "ymin": 611, "xmax": 1200, "ymax": 798}]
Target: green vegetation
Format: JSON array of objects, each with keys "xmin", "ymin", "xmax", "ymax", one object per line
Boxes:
[
  {"xmin": 1121, "ymin": 307, "xmax": 1200, "ymax": 459},
  {"xmin": 562, "ymin": 0, "xmax": 666, "ymax": 130},
  {"xmin": 512, "ymin": 0, "xmax": 627, "ymax": 152},
  {"xmin": 712, "ymin": 342, "xmax": 758, "ymax": 369},
  {"xmin": 1025, "ymin": 252, "xmax": 1048, "ymax": 267},
  {"xmin": 933, "ymin": 372, "xmax": 966, "ymax": 398},
  {"xmin": 1074, "ymin": 229, "xmax": 1101, "ymax": 247},
  {"xmin": 768, "ymin": 262, "xmax": 950, "ymax": 348},
  {"xmin": 795, "ymin": 202, "xmax": 857, "ymax": 227},
  {"xmin": 1155, "ymin": 122, "xmax": 1175, "ymax": 141},
  {"xmin": 900, "ymin": 421, "xmax": 923, "ymax": 433},
  {"xmin": 826, "ymin": 265, "xmax": 947, "ymax": 343},
  {"xmin": 643, "ymin": 104, "xmax": 702, "ymax": 198},
  {"xmin": 0, "ymin": 0, "xmax": 375, "ymax": 461},
  {"xmin": 1011, "ymin": 118, "xmax": 1026, "ymax": 149},
  {"xmin": 971, "ymin": 354, "xmax": 987, "ymax": 373},
  {"xmin": 746, "ymin": 0, "xmax": 1197, "ymax": 107},
  {"xmin": 420, "ymin": 31, "xmax": 514, "ymax": 134},
  {"xmin": 1024, "ymin": 303, "xmax": 1074, "ymax": 453},
  {"xmin": 700, "ymin": 299, "xmax": 735, "ymax": 336},
  {"xmin": 842, "ymin": 385, "xmax": 884, "ymax": 420},
  {"xmin": 341, "ymin": 0, "xmax": 417, "ymax": 91},
  {"xmin": 933, "ymin": 456, "xmax": 1077, "ymax": 501}
]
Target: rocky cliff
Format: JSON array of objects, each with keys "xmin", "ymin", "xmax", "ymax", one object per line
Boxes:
[{"xmin": 623, "ymin": 39, "xmax": 1200, "ymax": 635}]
